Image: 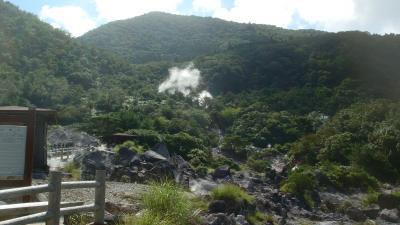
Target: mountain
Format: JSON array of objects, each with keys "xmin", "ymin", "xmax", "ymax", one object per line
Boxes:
[
  {"xmin": 0, "ymin": 0, "xmax": 142, "ymax": 122},
  {"xmin": 79, "ymin": 12, "xmax": 322, "ymax": 64},
  {"xmin": 2, "ymin": 0, "xmax": 400, "ymax": 203},
  {"xmin": 80, "ymin": 12, "xmax": 400, "ymax": 100}
]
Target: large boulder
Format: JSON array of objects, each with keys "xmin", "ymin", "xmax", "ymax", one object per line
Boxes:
[
  {"xmin": 213, "ymin": 166, "xmax": 231, "ymax": 179},
  {"xmin": 190, "ymin": 178, "xmax": 218, "ymax": 196},
  {"xmin": 75, "ymin": 150, "xmax": 115, "ymax": 180},
  {"xmin": 74, "ymin": 149, "xmax": 190, "ymax": 183},
  {"xmin": 116, "ymin": 148, "xmax": 136, "ymax": 166}
]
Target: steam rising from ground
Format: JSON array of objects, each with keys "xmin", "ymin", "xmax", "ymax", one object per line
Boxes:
[
  {"xmin": 158, "ymin": 63, "xmax": 213, "ymax": 106},
  {"xmin": 197, "ymin": 90, "xmax": 213, "ymax": 106},
  {"xmin": 158, "ymin": 63, "xmax": 200, "ymax": 96}
]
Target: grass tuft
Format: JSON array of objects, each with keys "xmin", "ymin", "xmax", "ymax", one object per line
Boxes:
[
  {"xmin": 120, "ymin": 181, "xmax": 200, "ymax": 225},
  {"xmin": 211, "ymin": 184, "xmax": 254, "ymax": 203},
  {"xmin": 63, "ymin": 162, "xmax": 81, "ymax": 180}
]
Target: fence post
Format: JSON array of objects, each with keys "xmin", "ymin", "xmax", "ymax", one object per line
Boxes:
[
  {"xmin": 94, "ymin": 170, "xmax": 106, "ymax": 224},
  {"xmin": 46, "ymin": 171, "xmax": 62, "ymax": 225}
]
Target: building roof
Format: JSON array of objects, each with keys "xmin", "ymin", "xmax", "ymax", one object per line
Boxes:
[
  {"xmin": 0, "ymin": 106, "xmax": 54, "ymax": 112},
  {"xmin": 0, "ymin": 106, "xmax": 57, "ymax": 122}
]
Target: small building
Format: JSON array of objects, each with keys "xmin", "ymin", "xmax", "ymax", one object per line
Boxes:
[{"xmin": 0, "ymin": 106, "xmax": 56, "ymax": 175}]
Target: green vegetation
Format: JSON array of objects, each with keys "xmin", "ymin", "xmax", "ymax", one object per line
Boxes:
[
  {"xmin": 113, "ymin": 140, "xmax": 145, "ymax": 154},
  {"xmin": 247, "ymin": 211, "xmax": 275, "ymax": 225},
  {"xmin": 211, "ymin": 184, "xmax": 254, "ymax": 204},
  {"xmin": 2, "ymin": 0, "xmax": 400, "ymax": 199},
  {"xmin": 124, "ymin": 181, "xmax": 200, "ymax": 225},
  {"xmin": 63, "ymin": 162, "xmax": 81, "ymax": 180},
  {"xmin": 280, "ymin": 166, "xmax": 317, "ymax": 208},
  {"xmin": 362, "ymin": 190, "xmax": 379, "ymax": 207}
]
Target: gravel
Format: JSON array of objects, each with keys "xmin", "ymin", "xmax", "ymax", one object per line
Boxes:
[{"xmin": 33, "ymin": 179, "xmax": 148, "ymax": 205}]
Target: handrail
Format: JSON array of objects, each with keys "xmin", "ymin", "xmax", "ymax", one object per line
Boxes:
[
  {"xmin": 0, "ymin": 184, "xmax": 50, "ymax": 200},
  {"xmin": 62, "ymin": 181, "xmax": 98, "ymax": 189},
  {"xmin": 0, "ymin": 201, "xmax": 84, "ymax": 217},
  {"xmin": 0, "ymin": 211, "xmax": 49, "ymax": 225},
  {"xmin": 0, "ymin": 170, "xmax": 106, "ymax": 225}
]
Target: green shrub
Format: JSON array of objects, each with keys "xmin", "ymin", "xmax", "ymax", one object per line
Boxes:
[
  {"xmin": 280, "ymin": 166, "xmax": 317, "ymax": 195},
  {"xmin": 362, "ymin": 190, "xmax": 379, "ymax": 207},
  {"xmin": 211, "ymin": 184, "xmax": 254, "ymax": 204},
  {"xmin": 139, "ymin": 181, "xmax": 199, "ymax": 225},
  {"xmin": 121, "ymin": 213, "xmax": 174, "ymax": 225},
  {"xmin": 113, "ymin": 140, "xmax": 144, "ymax": 154},
  {"xmin": 210, "ymin": 156, "xmax": 240, "ymax": 171},
  {"xmin": 246, "ymin": 151, "xmax": 271, "ymax": 173},
  {"xmin": 63, "ymin": 162, "xmax": 80, "ymax": 180},
  {"xmin": 164, "ymin": 132, "xmax": 205, "ymax": 158},
  {"xmin": 246, "ymin": 211, "xmax": 274, "ymax": 225},
  {"xmin": 319, "ymin": 164, "xmax": 379, "ymax": 191},
  {"xmin": 188, "ymin": 148, "xmax": 211, "ymax": 167},
  {"xmin": 126, "ymin": 129, "xmax": 161, "ymax": 148},
  {"xmin": 194, "ymin": 166, "xmax": 208, "ymax": 177}
]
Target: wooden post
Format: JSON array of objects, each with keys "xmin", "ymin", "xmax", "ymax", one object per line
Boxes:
[
  {"xmin": 94, "ymin": 170, "xmax": 105, "ymax": 224},
  {"xmin": 60, "ymin": 145, "xmax": 64, "ymax": 161},
  {"xmin": 46, "ymin": 171, "xmax": 61, "ymax": 225}
]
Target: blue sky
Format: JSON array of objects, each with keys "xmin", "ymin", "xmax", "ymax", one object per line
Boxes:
[{"xmin": 6, "ymin": 0, "xmax": 400, "ymax": 37}]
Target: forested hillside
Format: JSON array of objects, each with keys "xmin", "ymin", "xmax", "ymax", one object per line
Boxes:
[
  {"xmin": 2, "ymin": 0, "xmax": 400, "ymax": 213},
  {"xmin": 79, "ymin": 12, "xmax": 322, "ymax": 64}
]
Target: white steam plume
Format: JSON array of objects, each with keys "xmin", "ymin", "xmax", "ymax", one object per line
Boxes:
[
  {"xmin": 197, "ymin": 90, "xmax": 213, "ymax": 106},
  {"xmin": 158, "ymin": 63, "xmax": 200, "ymax": 96}
]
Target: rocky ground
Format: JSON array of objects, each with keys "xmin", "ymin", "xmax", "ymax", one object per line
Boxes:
[
  {"xmin": 20, "ymin": 122, "xmax": 400, "ymax": 225},
  {"xmin": 67, "ymin": 148, "xmax": 400, "ymax": 225}
]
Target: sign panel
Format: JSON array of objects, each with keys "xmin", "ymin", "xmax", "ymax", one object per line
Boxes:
[{"xmin": 0, "ymin": 125, "xmax": 27, "ymax": 180}]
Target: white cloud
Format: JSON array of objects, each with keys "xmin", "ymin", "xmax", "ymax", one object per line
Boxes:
[
  {"xmin": 192, "ymin": 0, "xmax": 222, "ymax": 13},
  {"xmin": 295, "ymin": 0, "xmax": 356, "ymax": 31},
  {"xmin": 94, "ymin": 0, "xmax": 184, "ymax": 22},
  {"xmin": 39, "ymin": 5, "xmax": 97, "ymax": 37},
  {"xmin": 202, "ymin": 0, "xmax": 400, "ymax": 34},
  {"xmin": 37, "ymin": 0, "xmax": 400, "ymax": 37},
  {"xmin": 214, "ymin": 0, "xmax": 295, "ymax": 28}
]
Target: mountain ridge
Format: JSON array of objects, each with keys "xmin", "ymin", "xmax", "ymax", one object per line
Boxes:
[{"xmin": 79, "ymin": 11, "xmax": 325, "ymax": 64}]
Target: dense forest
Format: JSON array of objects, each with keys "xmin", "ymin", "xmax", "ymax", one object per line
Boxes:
[{"xmin": 2, "ymin": 0, "xmax": 400, "ymax": 203}]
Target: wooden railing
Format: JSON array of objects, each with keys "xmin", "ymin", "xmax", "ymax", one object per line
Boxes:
[
  {"xmin": 0, "ymin": 170, "xmax": 106, "ymax": 225},
  {"xmin": 48, "ymin": 145, "xmax": 91, "ymax": 160}
]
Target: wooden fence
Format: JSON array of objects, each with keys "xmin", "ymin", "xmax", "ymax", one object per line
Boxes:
[
  {"xmin": 48, "ymin": 145, "xmax": 91, "ymax": 160},
  {"xmin": 0, "ymin": 170, "xmax": 106, "ymax": 225}
]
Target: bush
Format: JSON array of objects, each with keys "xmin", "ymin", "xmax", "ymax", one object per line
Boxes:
[
  {"xmin": 280, "ymin": 166, "xmax": 317, "ymax": 195},
  {"xmin": 362, "ymin": 189, "xmax": 379, "ymax": 207},
  {"xmin": 194, "ymin": 166, "xmax": 208, "ymax": 177},
  {"xmin": 210, "ymin": 156, "xmax": 240, "ymax": 171},
  {"xmin": 113, "ymin": 140, "xmax": 144, "ymax": 154},
  {"xmin": 164, "ymin": 132, "xmax": 205, "ymax": 158},
  {"xmin": 319, "ymin": 164, "xmax": 379, "ymax": 191},
  {"xmin": 139, "ymin": 181, "xmax": 199, "ymax": 225},
  {"xmin": 211, "ymin": 184, "xmax": 254, "ymax": 204},
  {"xmin": 246, "ymin": 151, "xmax": 271, "ymax": 173},
  {"xmin": 126, "ymin": 129, "xmax": 161, "ymax": 148},
  {"xmin": 188, "ymin": 148, "xmax": 211, "ymax": 168},
  {"xmin": 246, "ymin": 211, "xmax": 274, "ymax": 225},
  {"xmin": 63, "ymin": 162, "xmax": 80, "ymax": 180}
]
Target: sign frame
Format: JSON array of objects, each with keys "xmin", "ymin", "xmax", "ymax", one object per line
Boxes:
[{"xmin": 0, "ymin": 109, "xmax": 35, "ymax": 188}]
